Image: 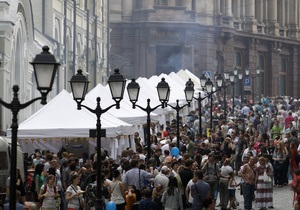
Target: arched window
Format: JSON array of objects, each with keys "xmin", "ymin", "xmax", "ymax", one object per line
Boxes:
[{"xmin": 279, "ymin": 57, "xmax": 287, "ymax": 95}]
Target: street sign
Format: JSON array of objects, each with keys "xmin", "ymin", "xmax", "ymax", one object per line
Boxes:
[
  {"xmin": 89, "ymin": 129, "xmax": 106, "ymax": 138},
  {"xmin": 202, "ymin": 71, "xmax": 212, "ymax": 78},
  {"xmin": 244, "ymin": 77, "xmax": 252, "ymax": 92}
]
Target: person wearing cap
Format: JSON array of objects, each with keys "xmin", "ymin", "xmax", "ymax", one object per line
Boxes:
[{"xmin": 154, "ymin": 166, "xmax": 170, "ymax": 192}]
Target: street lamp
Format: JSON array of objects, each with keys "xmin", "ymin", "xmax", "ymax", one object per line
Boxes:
[
  {"xmin": 193, "ymin": 74, "xmax": 209, "ymax": 135},
  {"xmin": 229, "ymin": 67, "xmax": 243, "ymax": 115},
  {"xmin": 0, "ymin": 46, "xmax": 60, "ymax": 210},
  {"xmin": 245, "ymin": 66, "xmax": 261, "ymax": 104},
  {"xmin": 223, "ymin": 71, "xmax": 230, "ymax": 121},
  {"xmin": 127, "ymin": 78, "xmax": 170, "ymax": 161},
  {"xmin": 206, "ymin": 76, "xmax": 223, "ymax": 131},
  {"xmin": 229, "ymin": 71, "xmax": 235, "ymax": 114},
  {"xmin": 193, "ymin": 74, "xmax": 223, "ymax": 135},
  {"xmin": 70, "ymin": 68, "xmax": 126, "ymax": 210},
  {"xmin": 162, "ymin": 79, "xmax": 194, "ymax": 148},
  {"xmin": 237, "ymin": 70, "xmax": 243, "ymax": 103}
]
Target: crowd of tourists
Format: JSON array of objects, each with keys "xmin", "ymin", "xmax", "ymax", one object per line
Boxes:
[{"xmin": 4, "ymin": 95, "xmax": 300, "ymax": 210}]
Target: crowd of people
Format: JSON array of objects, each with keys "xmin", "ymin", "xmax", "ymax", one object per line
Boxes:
[{"xmin": 3, "ymin": 95, "xmax": 300, "ymax": 210}]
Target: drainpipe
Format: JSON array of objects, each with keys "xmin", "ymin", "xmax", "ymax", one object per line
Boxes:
[
  {"xmin": 94, "ymin": 0, "xmax": 97, "ymax": 86},
  {"xmin": 42, "ymin": 0, "xmax": 45, "ymax": 33},
  {"xmin": 73, "ymin": 0, "xmax": 77, "ymax": 73},
  {"xmin": 107, "ymin": 0, "xmax": 110, "ymax": 82},
  {"xmin": 85, "ymin": 0, "xmax": 90, "ymax": 82},
  {"xmin": 63, "ymin": 0, "xmax": 67, "ymax": 89}
]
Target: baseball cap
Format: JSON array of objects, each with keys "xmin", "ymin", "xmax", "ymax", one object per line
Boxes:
[{"xmin": 161, "ymin": 166, "xmax": 169, "ymax": 173}]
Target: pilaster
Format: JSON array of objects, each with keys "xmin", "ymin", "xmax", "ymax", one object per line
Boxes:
[{"xmin": 268, "ymin": 0, "xmax": 280, "ymax": 36}]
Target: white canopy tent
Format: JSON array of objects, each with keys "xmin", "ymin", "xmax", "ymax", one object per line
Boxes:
[
  {"xmin": 176, "ymin": 69, "xmax": 209, "ymax": 107},
  {"xmin": 149, "ymin": 74, "xmax": 185, "ymax": 105},
  {"xmin": 177, "ymin": 69, "xmax": 202, "ymax": 90},
  {"xmin": 6, "ymin": 90, "xmax": 135, "ymax": 158},
  {"xmin": 85, "ymin": 83, "xmax": 156, "ymax": 126}
]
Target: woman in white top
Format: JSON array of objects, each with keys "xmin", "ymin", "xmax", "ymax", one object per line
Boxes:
[
  {"xmin": 38, "ymin": 174, "xmax": 59, "ymax": 210},
  {"xmin": 109, "ymin": 170, "xmax": 126, "ymax": 210},
  {"xmin": 66, "ymin": 174, "xmax": 85, "ymax": 210}
]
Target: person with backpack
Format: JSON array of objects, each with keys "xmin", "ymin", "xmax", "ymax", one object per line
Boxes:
[
  {"xmin": 38, "ymin": 174, "xmax": 60, "ymax": 210},
  {"xmin": 201, "ymin": 153, "xmax": 219, "ymax": 200}
]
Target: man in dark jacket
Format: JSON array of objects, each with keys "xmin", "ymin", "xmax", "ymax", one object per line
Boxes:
[{"xmin": 179, "ymin": 159, "xmax": 194, "ymax": 208}]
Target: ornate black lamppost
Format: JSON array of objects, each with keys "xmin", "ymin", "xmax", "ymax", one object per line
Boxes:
[
  {"xmin": 229, "ymin": 67, "xmax": 243, "ymax": 115},
  {"xmin": 0, "ymin": 46, "xmax": 60, "ymax": 210},
  {"xmin": 127, "ymin": 78, "xmax": 170, "ymax": 161},
  {"xmin": 69, "ymin": 69, "xmax": 126, "ymax": 210},
  {"xmin": 245, "ymin": 66, "xmax": 261, "ymax": 104},
  {"xmin": 163, "ymin": 79, "xmax": 194, "ymax": 148}
]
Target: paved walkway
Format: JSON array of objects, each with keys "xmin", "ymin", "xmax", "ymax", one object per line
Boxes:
[{"xmin": 215, "ymin": 176, "xmax": 294, "ymax": 210}]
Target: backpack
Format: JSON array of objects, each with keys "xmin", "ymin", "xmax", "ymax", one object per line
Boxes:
[
  {"xmin": 24, "ymin": 171, "xmax": 35, "ymax": 201},
  {"xmin": 25, "ymin": 171, "xmax": 35, "ymax": 193},
  {"xmin": 85, "ymin": 181, "xmax": 109, "ymax": 207},
  {"xmin": 80, "ymin": 171, "xmax": 97, "ymax": 191}
]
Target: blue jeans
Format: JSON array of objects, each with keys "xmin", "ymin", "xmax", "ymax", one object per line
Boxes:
[{"xmin": 243, "ymin": 183, "xmax": 255, "ymax": 210}]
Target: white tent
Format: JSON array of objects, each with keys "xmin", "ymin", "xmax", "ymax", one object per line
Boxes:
[
  {"xmin": 177, "ymin": 69, "xmax": 202, "ymax": 91},
  {"xmin": 6, "ymin": 89, "xmax": 134, "ymax": 138},
  {"xmin": 176, "ymin": 69, "xmax": 209, "ymax": 107},
  {"xmin": 6, "ymin": 90, "xmax": 135, "ymax": 157},
  {"xmin": 85, "ymin": 84, "xmax": 156, "ymax": 126}
]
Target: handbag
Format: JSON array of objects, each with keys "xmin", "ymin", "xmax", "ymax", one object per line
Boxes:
[
  {"xmin": 71, "ymin": 185, "xmax": 84, "ymax": 210},
  {"xmin": 263, "ymin": 171, "xmax": 272, "ymax": 183},
  {"xmin": 55, "ymin": 197, "xmax": 61, "ymax": 208}
]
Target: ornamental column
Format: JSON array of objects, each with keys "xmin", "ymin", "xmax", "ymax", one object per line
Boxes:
[
  {"xmin": 122, "ymin": 0, "xmax": 132, "ymax": 20},
  {"xmin": 215, "ymin": 0, "xmax": 221, "ymax": 15},
  {"xmin": 225, "ymin": 0, "xmax": 232, "ymax": 16},
  {"xmin": 145, "ymin": 0, "xmax": 154, "ymax": 9},
  {"xmin": 268, "ymin": 0, "xmax": 279, "ymax": 36},
  {"xmin": 244, "ymin": 0, "xmax": 257, "ymax": 32},
  {"xmin": 288, "ymin": 0, "xmax": 299, "ymax": 38},
  {"xmin": 182, "ymin": 0, "xmax": 192, "ymax": 10}
]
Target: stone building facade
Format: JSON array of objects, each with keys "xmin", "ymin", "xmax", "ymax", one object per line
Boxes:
[
  {"xmin": 110, "ymin": 0, "xmax": 300, "ymax": 100},
  {"xmin": 0, "ymin": 0, "xmax": 108, "ymax": 134}
]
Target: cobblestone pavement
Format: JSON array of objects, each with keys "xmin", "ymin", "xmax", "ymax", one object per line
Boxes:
[{"xmin": 215, "ymin": 177, "xmax": 295, "ymax": 210}]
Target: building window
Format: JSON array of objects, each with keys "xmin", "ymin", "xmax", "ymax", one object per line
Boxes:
[
  {"xmin": 235, "ymin": 51, "xmax": 242, "ymax": 68},
  {"xmin": 134, "ymin": 0, "xmax": 143, "ymax": 9},
  {"xmin": 257, "ymin": 54, "xmax": 265, "ymax": 99},
  {"xmin": 155, "ymin": 0, "xmax": 167, "ymax": 5},
  {"xmin": 279, "ymin": 57, "xmax": 287, "ymax": 95},
  {"xmin": 234, "ymin": 50, "xmax": 243, "ymax": 96}
]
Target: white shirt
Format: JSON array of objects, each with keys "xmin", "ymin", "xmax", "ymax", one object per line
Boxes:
[
  {"xmin": 220, "ymin": 165, "xmax": 233, "ymax": 177},
  {"xmin": 186, "ymin": 179, "xmax": 195, "ymax": 203},
  {"xmin": 161, "ymin": 144, "xmax": 170, "ymax": 155},
  {"xmin": 242, "ymin": 148, "xmax": 257, "ymax": 160},
  {"xmin": 154, "ymin": 173, "xmax": 169, "ymax": 192}
]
